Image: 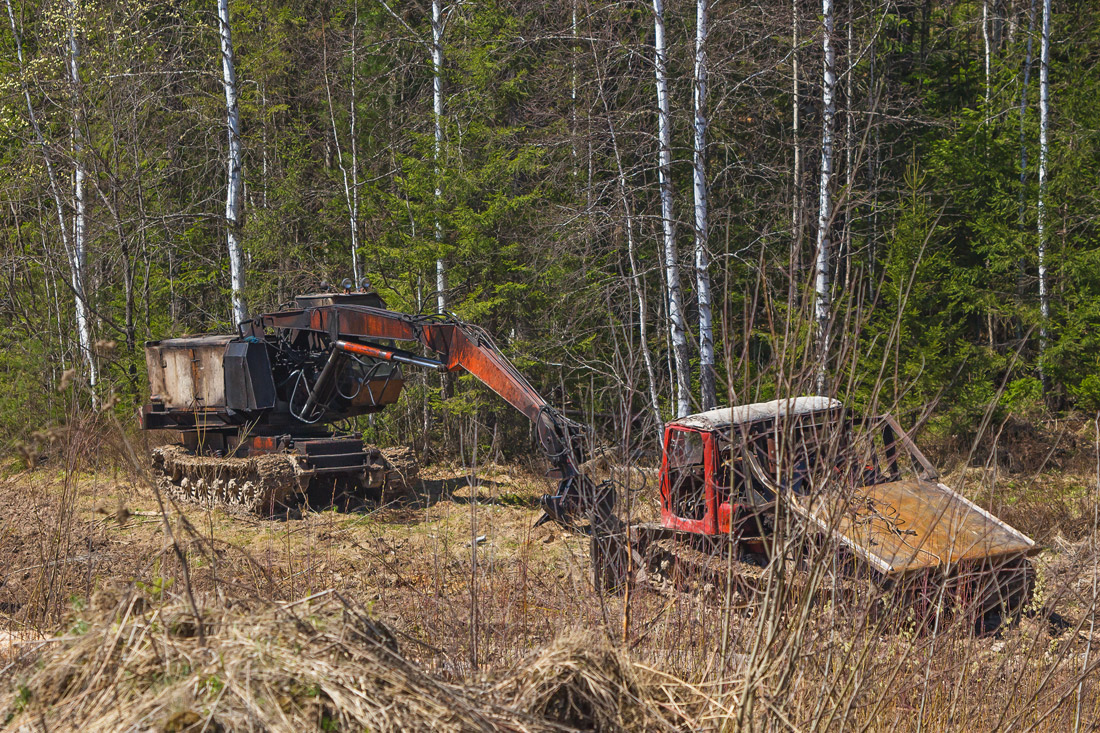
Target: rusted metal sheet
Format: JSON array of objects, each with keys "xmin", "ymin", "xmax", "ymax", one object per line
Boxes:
[
  {"xmin": 707, "ymin": 399, "xmax": 1042, "ymax": 580},
  {"xmin": 348, "ymin": 377, "xmax": 404, "ymax": 409},
  {"xmin": 144, "ymin": 335, "xmax": 234, "ymax": 409},
  {"xmin": 260, "ymin": 306, "xmax": 554, "ymax": 425},
  {"xmin": 788, "ymin": 479, "xmax": 1037, "ymax": 576},
  {"xmin": 254, "ymin": 305, "xmax": 423, "ymax": 343}
]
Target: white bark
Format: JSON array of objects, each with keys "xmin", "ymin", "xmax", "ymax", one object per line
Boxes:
[
  {"xmin": 593, "ymin": 48, "xmax": 662, "ymax": 429},
  {"xmin": 792, "ymin": 0, "xmax": 802, "ymax": 246},
  {"xmin": 1018, "ymin": 0, "xmax": 1036, "ymax": 225},
  {"xmin": 432, "ymin": 0, "xmax": 446, "ymax": 312},
  {"xmin": 814, "ymin": 0, "xmax": 837, "ymax": 394},
  {"xmin": 982, "ymin": 0, "xmax": 992, "ymax": 114},
  {"xmin": 9, "ymin": 0, "xmax": 98, "ymax": 397},
  {"xmin": 1037, "ymin": 0, "xmax": 1051, "ymax": 380},
  {"xmin": 1016, "ymin": 0, "xmax": 1036, "ymax": 329},
  {"xmin": 67, "ymin": 1, "xmax": 97, "ymax": 397},
  {"xmin": 570, "ymin": 0, "xmax": 578, "ymax": 177},
  {"xmin": 6, "ymin": 0, "xmax": 61, "ymax": 244},
  {"xmin": 843, "ymin": 0, "xmax": 853, "ymax": 291},
  {"xmin": 324, "ymin": 15, "xmax": 361, "ymax": 283},
  {"xmin": 653, "ymin": 0, "xmax": 691, "ymax": 418},
  {"xmin": 693, "ymin": 0, "xmax": 716, "ymax": 410},
  {"xmin": 218, "ymin": 0, "xmax": 247, "ymax": 325},
  {"xmin": 350, "ymin": 14, "xmax": 360, "ymax": 283},
  {"xmin": 261, "ymin": 83, "xmax": 269, "ymax": 209},
  {"xmin": 611, "ymin": 124, "xmax": 662, "ymax": 429}
]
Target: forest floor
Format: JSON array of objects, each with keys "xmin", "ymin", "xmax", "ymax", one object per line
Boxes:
[{"xmin": 1, "ymin": 438, "xmax": 1100, "ymax": 730}]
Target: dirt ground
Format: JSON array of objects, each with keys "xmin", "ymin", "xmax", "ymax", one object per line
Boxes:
[
  {"xmin": 0, "ymin": 458, "xmax": 665, "ymax": 676},
  {"xmin": 3, "ymin": 447, "xmax": 1100, "ymax": 730}
]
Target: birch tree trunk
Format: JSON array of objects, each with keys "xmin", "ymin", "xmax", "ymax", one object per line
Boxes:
[
  {"xmin": 1018, "ymin": 0, "xmax": 1036, "ymax": 219},
  {"xmin": 570, "ymin": 0, "xmax": 578, "ymax": 178},
  {"xmin": 814, "ymin": 0, "xmax": 837, "ymax": 394},
  {"xmin": 67, "ymin": 0, "xmax": 97, "ymax": 397},
  {"xmin": 350, "ymin": 12, "xmax": 360, "ymax": 283},
  {"xmin": 218, "ymin": 0, "xmax": 247, "ymax": 325},
  {"xmin": 869, "ymin": 30, "xmax": 880, "ymax": 279},
  {"xmin": 324, "ymin": 16, "xmax": 361, "ymax": 283},
  {"xmin": 693, "ymin": 0, "xmax": 716, "ymax": 410},
  {"xmin": 611, "ymin": 123, "xmax": 662, "ymax": 429},
  {"xmin": 842, "ymin": 0, "xmax": 853, "ymax": 292},
  {"xmin": 653, "ymin": 0, "xmax": 691, "ymax": 418},
  {"xmin": 1016, "ymin": 0, "xmax": 1036, "ymax": 334},
  {"xmin": 432, "ymin": 0, "xmax": 446, "ymax": 312},
  {"xmin": 11, "ymin": 0, "xmax": 98, "ymax": 395},
  {"xmin": 1037, "ymin": 0, "xmax": 1051, "ymax": 387},
  {"xmin": 982, "ymin": 0, "xmax": 992, "ymax": 114},
  {"xmin": 792, "ymin": 0, "xmax": 802, "ymax": 250},
  {"xmin": 594, "ymin": 50, "xmax": 662, "ymax": 430}
]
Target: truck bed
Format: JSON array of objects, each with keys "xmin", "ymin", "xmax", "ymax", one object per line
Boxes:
[{"xmin": 789, "ymin": 479, "xmax": 1038, "ymax": 577}]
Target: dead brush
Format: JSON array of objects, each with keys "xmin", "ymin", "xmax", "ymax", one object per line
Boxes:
[
  {"xmin": 491, "ymin": 629, "xmax": 719, "ymax": 732},
  {"xmin": 1, "ymin": 587, "xmax": 721, "ymax": 732}
]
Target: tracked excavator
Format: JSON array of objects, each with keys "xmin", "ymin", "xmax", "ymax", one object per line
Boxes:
[
  {"xmin": 140, "ymin": 284, "xmax": 607, "ymax": 523},
  {"xmin": 141, "ymin": 285, "xmax": 1036, "ymax": 625}
]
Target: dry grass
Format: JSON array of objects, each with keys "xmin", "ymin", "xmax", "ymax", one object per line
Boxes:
[
  {"xmin": 0, "ymin": 588, "xmax": 717, "ymax": 732},
  {"xmin": 2, "ymin": 429, "xmax": 1100, "ymax": 731}
]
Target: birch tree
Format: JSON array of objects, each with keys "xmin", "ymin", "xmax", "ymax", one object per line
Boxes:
[
  {"xmin": 693, "ymin": 0, "xmax": 716, "ymax": 410},
  {"xmin": 982, "ymin": 0, "xmax": 992, "ymax": 114},
  {"xmin": 66, "ymin": 0, "xmax": 97, "ymax": 396},
  {"xmin": 7, "ymin": 0, "xmax": 98, "ymax": 396},
  {"xmin": 218, "ymin": 0, "xmax": 247, "ymax": 325},
  {"xmin": 653, "ymin": 0, "xmax": 691, "ymax": 418},
  {"xmin": 595, "ymin": 63, "xmax": 662, "ymax": 429},
  {"xmin": 842, "ymin": 0, "xmax": 853, "ymax": 290},
  {"xmin": 1037, "ymin": 0, "xmax": 1051, "ymax": 387},
  {"xmin": 324, "ymin": 12, "xmax": 362, "ymax": 283},
  {"xmin": 1016, "ymin": 0, "xmax": 1036, "ymax": 331},
  {"xmin": 570, "ymin": 0, "xmax": 578, "ymax": 178},
  {"xmin": 814, "ymin": 0, "xmax": 837, "ymax": 394},
  {"xmin": 1018, "ymin": 0, "xmax": 1036, "ymax": 225},
  {"xmin": 432, "ymin": 0, "xmax": 446, "ymax": 312},
  {"xmin": 376, "ymin": 0, "xmax": 450, "ymax": 311},
  {"xmin": 792, "ymin": 0, "xmax": 802, "ymax": 249}
]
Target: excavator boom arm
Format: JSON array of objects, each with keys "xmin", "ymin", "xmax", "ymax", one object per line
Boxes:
[
  {"xmin": 246, "ymin": 304, "xmax": 606, "ymax": 527},
  {"xmin": 250, "ymin": 304, "xmax": 554, "ymax": 423}
]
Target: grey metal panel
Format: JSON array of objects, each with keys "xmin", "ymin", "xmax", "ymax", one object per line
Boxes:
[{"xmin": 224, "ymin": 340, "xmax": 276, "ymax": 412}]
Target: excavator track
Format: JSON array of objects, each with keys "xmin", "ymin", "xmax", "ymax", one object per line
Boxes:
[
  {"xmin": 598, "ymin": 521, "xmax": 770, "ymax": 603},
  {"xmin": 627, "ymin": 524, "xmax": 1035, "ymax": 630},
  {"xmin": 151, "ymin": 444, "xmax": 419, "ymax": 514},
  {"xmin": 642, "ymin": 537, "xmax": 768, "ymax": 604},
  {"xmin": 151, "ymin": 445, "xmax": 307, "ymax": 514},
  {"xmin": 377, "ymin": 445, "xmax": 418, "ymax": 495}
]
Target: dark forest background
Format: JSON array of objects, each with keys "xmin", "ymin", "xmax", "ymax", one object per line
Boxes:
[{"xmin": 2, "ymin": 0, "xmax": 1097, "ymax": 458}]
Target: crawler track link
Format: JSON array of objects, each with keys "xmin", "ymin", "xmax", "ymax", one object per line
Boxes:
[
  {"xmin": 151, "ymin": 445, "xmax": 307, "ymax": 514},
  {"xmin": 151, "ymin": 444, "xmax": 420, "ymax": 515}
]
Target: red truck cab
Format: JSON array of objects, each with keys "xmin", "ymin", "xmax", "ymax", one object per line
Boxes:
[{"xmin": 658, "ymin": 396, "xmax": 843, "ymax": 537}]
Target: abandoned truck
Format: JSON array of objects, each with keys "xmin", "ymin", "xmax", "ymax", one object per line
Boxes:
[{"xmin": 620, "ymin": 396, "xmax": 1037, "ymax": 625}]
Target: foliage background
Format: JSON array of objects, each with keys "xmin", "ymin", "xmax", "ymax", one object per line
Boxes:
[{"xmin": 1, "ymin": 0, "xmax": 1096, "ymax": 455}]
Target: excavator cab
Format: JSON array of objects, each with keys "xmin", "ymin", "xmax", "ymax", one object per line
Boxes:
[{"xmin": 658, "ymin": 399, "xmax": 838, "ymax": 537}]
